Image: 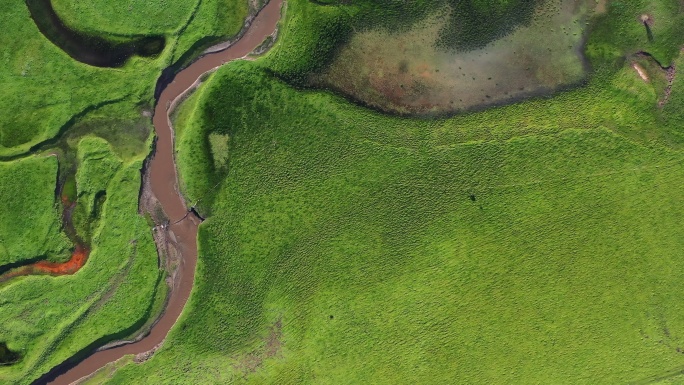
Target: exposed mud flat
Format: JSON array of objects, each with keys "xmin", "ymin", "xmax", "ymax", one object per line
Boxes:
[{"xmin": 316, "ymin": 0, "xmax": 604, "ymax": 115}]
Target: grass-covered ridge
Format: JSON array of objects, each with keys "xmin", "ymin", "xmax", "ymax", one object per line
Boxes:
[{"xmin": 99, "ymin": 0, "xmax": 684, "ymax": 380}]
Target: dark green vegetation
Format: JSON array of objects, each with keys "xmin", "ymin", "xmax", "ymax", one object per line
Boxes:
[
  {"xmin": 0, "ymin": 156, "xmax": 70, "ymax": 267},
  {"xmin": 96, "ymin": 0, "xmax": 684, "ymax": 383},
  {"xmin": 0, "ymin": 343, "xmax": 20, "ymax": 365},
  {"xmin": 0, "ymin": 0, "xmax": 251, "ymax": 383},
  {"xmin": 437, "ymin": 0, "xmax": 539, "ymax": 50}
]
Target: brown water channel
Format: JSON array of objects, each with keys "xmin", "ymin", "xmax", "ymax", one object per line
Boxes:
[{"xmin": 36, "ymin": 0, "xmax": 283, "ymax": 383}]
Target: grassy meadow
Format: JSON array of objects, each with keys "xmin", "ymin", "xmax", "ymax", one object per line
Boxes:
[
  {"xmin": 51, "ymin": 0, "xmax": 249, "ymax": 65},
  {"xmin": 0, "ymin": 0, "xmax": 249, "ymax": 157},
  {"xmin": 0, "ymin": 155, "xmax": 162, "ymax": 384},
  {"xmin": 95, "ymin": 0, "xmax": 684, "ymax": 383},
  {"xmin": 0, "ymin": 156, "xmax": 70, "ymax": 267},
  {"xmin": 4, "ymin": 0, "xmax": 684, "ymax": 383}
]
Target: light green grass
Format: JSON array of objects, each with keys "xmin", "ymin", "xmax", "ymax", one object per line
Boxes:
[
  {"xmin": 51, "ymin": 0, "xmax": 250, "ymax": 64},
  {"xmin": 51, "ymin": 0, "xmax": 199, "ymax": 36},
  {"xmin": 0, "ymin": 0, "xmax": 157, "ymax": 156},
  {"xmin": 75, "ymin": 137, "xmax": 122, "ymax": 215},
  {"xmin": 71, "ymin": 136, "xmax": 123, "ymax": 243},
  {"xmin": 0, "ymin": 156, "xmax": 70, "ymax": 266},
  {"xmin": 0, "ymin": 0, "xmax": 248, "ymax": 157}
]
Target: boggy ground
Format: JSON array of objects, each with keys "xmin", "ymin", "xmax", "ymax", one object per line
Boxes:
[{"xmin": 315, "ymin": 0, "xmax": 601, "ymax": 115}]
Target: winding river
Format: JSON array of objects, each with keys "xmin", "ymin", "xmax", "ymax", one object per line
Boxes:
[{"xmin": 38, "ymin": 0, "xmax": 283, "ymax": 383}]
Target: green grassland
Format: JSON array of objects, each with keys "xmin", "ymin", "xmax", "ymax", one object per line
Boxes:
[
  {"xmin": 0, "ymin": 0, "xmax": 155, "ymax": 157},
  {"xmin": 0, "ymin": 151, "xmax": 162, "ymax": 384},
  {"xmin": 51, "ymin": 0, "xmax": 249, "ymax": 64},
  {"xmin": 72, "ymin": 136, "xmax": 123, "ymax": 244},
  {"xmin": 50, "ymin": 0, "xmax": 198, "ymax": 36},
  {"xmin": 0, "ymin": 0, "xmax": 248, "ymax": 158},
  {"xmin": 4, "ymin": 0, "xmax": 684, "ymax": 383},
  {"xmin": 97, "ymin": 0, "xmax": 684, "ymax": 383},
  {"xmin": 0, "ymin": 156, "xmax": 70, "ymax": 266}
]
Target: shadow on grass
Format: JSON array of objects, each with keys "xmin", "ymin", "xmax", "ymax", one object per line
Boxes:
[{"xmin": 25, "ymin": 0, "xmax": 165, "ymax": 68}]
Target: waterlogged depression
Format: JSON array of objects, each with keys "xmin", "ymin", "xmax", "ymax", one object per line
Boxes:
[{"xmin": 317, "ymin": 0, "xmax": 605, "ymax": 115}]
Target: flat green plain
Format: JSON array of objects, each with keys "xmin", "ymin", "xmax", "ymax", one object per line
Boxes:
[{"xmin": 97, "ymin": 0, "xmax": 684, "ymax": 382}]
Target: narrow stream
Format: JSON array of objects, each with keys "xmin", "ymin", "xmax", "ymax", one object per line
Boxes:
[{"xmin": 35, "ymin": 0, "xmax": 283, "ymax": 383}]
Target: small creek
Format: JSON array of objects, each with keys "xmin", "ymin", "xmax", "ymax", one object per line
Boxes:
[{"xmin": 30, "ymin": 0, "xmax": 283, "ymax": 383}]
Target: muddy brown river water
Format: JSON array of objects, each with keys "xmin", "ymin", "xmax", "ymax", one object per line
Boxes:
[{"xmin": 39, "ymin": 0, "xmax": 283, "ymax": 383}]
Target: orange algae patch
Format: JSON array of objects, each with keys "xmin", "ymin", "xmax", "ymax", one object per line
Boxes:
[{"xmin": 34, "ymin": 245, "xmax": 89, "ymax": 275}]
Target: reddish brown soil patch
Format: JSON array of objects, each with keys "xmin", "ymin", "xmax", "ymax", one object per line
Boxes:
[
  {"xmin": 0, "ymin": 245, "xmax": 89, "ymax": 283},
  {"xmin": 34, "ymin": 245, "xmax": 89, "ymax": 275},
  {"xmin": 233, "ymin": 318, "xmax": 283, "ymax": 375}
]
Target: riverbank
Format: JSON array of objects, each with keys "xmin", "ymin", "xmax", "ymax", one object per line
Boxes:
[{"xmin": 38, "ymin": 1, "xmax": 284, "ymax": 383}]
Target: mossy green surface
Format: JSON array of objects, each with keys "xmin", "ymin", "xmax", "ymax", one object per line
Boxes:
[{"xmin": 0, "ymin": 156, "xmax": 70, "ymax": 266}]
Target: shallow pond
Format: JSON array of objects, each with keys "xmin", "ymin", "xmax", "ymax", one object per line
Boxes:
[{"xmin": 317, "ymin": 0, "xmax": 606, "ymax": 115}]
